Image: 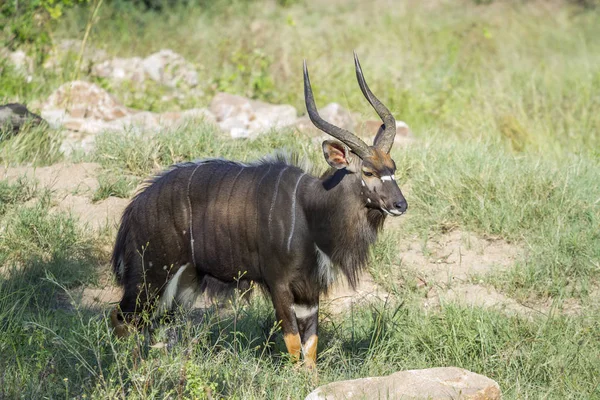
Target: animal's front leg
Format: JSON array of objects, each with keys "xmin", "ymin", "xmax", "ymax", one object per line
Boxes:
[
  {"xmin": 271, "ymin": 289, "xmax": 301, "ymax": 362},
  {"xmin": 295, "ymin": 301, "xmax": 319, "ymax": 369}
]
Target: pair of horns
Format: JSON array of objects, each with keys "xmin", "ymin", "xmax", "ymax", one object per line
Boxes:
[{"xmin": 303, "ymin": 52, "xmax": 396, "ymax": 159}]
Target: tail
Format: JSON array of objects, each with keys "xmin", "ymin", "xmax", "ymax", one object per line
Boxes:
[{"xmin": 111, "ymin": 206, "xmax": 133, "ymax": 286}]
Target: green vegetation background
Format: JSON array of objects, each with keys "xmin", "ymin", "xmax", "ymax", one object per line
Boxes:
[{"xmin": 0, "ymin": 0, "xmax": 599, "ymax": 398}]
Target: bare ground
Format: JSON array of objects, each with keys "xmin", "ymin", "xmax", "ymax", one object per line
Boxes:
[{"xmin": 0, "ymin": 162, "xmax": 129, "ymax": 230}]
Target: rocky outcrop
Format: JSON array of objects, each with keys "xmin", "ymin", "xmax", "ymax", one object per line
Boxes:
[
  {"xmin": 36, "ymin": 79, "xmax": 415, "ymax": 155},
  {"xmin": 305, "ymin": 367, "xmax": 501, "ymax": 400},
  {"xmin": 92, "ymin": 57, "xmax": 146, "ymax": 84},
  {"xmin": 42, "ymin": 81, "xmax": 130, "ymax": 125},
  {"xmin": 91, "ymin": 49, "xmax": 199, "ymax": 89},
  {"xmin": 209, "ymin": 92, "xmax": 297, "ymax": 138},
  {"xmin": 142, "ymin": 49, "xmax": 199, "ymax": 88},
  {"xmin": 39, "ymin": 81, "xmax": 215, "ymax": 154}
]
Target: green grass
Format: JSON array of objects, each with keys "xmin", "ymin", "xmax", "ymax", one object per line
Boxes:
[
  {"xmin": 0, "ymin": 124, "xmax": 64, "ymax": 166},
  {"xmin": 391, "ymin": 139, "xmax": 600, "ymax": 300},
  {"xmin": 0, "ymin": 181, "xmax": 104, "ymax": 398},
  {"xmin": 1, "ymin": 0, "xmax": 600, "ymax": 398},
  {"xmin": 0, "ymin": 176, "xmax": 37, "ymax": 215}
]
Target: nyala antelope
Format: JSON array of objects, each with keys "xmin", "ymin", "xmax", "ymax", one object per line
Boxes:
[{"xmin": 111, "ymin": 53, "xmax": 408, "ymax": 368}]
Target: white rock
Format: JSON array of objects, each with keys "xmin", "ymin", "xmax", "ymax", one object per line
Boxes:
[
  {"xmin": 210, "ymin": 92, "xmax": 297, "ymax": 138},
  {"xmin": 7, "ymin": 50, "xmax": 34, "ymax": 75},
  {"xmin": 41, "ymin": 80, "xmax": 216, "ymax": 154},
  {"xmin": 92, "ymin": 57, "xmax": 146, "ymax": 83},
  {"xmin": 141, "ymin": 49, "xmax": 199, "ymax": 88},
  {"xmin": 306, "ymin": 367, "xmax": 501, "ymax": 400},
  {"xmin": 42, "ymin": 81, "xmax": 131, "ymax": 122}
]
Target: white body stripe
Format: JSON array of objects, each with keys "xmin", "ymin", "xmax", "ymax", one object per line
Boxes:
[
  {"xmin": 187, "ymin": 163, "xmax": 204, "ymax": 267},
  {"xmin": 293, "ymin": 304, "xmax": 319, "ymax": 319},
  {"xmin": 287, "ymin": 173, "xmax": 306, "ymax": 251},
  {"xmin": 228, "ymin": 166, "xmax": 246, "ymax": 265}
]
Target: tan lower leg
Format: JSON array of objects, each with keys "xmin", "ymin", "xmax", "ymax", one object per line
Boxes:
[
  {"xmin": 283, "ymin": 333, "xmax": 302, "ymax": 361},
  {"xmin": 303, "ymin": 335, "xmax": 318, "ymax": 368}
]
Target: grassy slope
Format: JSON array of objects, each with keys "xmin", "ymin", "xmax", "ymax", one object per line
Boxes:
[{"xmin": 1, "ymin": 0, "xmax": 599, "ymax": 398}]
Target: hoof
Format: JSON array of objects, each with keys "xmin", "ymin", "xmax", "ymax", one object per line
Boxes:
[{"xmin": 110, "ymin": 308, "xmax": 131, "ymax": 338}]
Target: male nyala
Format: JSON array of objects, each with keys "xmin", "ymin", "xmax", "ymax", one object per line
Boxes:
[{"xmin": 111, "ymin": 53, "xmax": 407, "ymax": 368}]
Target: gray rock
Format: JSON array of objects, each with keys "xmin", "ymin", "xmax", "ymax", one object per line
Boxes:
[
  {"xmin": 141, "ymin": 49, "xmax": 199, "ymax": 88},
  {"xmin": 91, "ymin": 57, "xmax": 146, "ymax": 83},
  {"xmin": 42, "ymin": 81, "xmax": 131, "ymax": 124},
  {"xmin": 305, "ymin": 367, "xmax": 501, "ymax": 400},
  {"xmin": 0, "ymin": 103, "xmax": 45, "ymax": 134},
  {"xmin": 41, "ymin": 80, "xmax": 216, "ymax": 154},
  {"xmin": 89, "ymin": 49, "xmax": 199, "ymax": 91},
  {"xmin": 210, "ymin": 92, "xmax": 297, "ymax": 138},
  {"xmin": 295, "ymin": 102, "xmax": 355, "ymax": 136}
]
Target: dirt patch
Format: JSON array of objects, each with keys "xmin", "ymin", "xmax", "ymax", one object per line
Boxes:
[
  {"xmin": 0, "ymin": 162, "xmax": 129, "ymax": 230},
  {"xmin": 424, "ymin": 283, "xmax": 537, "ymax": 316},
  {"xmin": 0, "ymin": 162, "xmax": 100, "ymax": 194},
  {"xmin": 321, "ymin": 271, "xmax": 389, "ymax": 315},
  {"xmin": 54, "ymin": 193, "xmax": 129, "ymax": 230},
  {"xmin": 398, "ymin": 230, "xmax": 521, "ymax": 286},
  {"xmin": 424, "ymin": 283, "xmax": 583, "ymax": 317},
  {"xmin": 391, "ymin": 230, "xmax": 584, "ymax": 317}
]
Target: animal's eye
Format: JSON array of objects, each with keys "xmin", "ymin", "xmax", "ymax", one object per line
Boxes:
[{"xmin": 363, "ymin": 171, "xmax": 374, "ymax": 177}]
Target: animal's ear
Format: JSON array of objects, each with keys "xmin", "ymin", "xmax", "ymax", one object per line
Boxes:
[{"xmin": 322, "ymin": 140, "xmax": 353, "ymax": 170}]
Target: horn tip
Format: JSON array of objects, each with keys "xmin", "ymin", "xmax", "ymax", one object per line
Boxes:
[{"xmin": 354, "ymin": 51, "xmax": 362, "ymax": 71}]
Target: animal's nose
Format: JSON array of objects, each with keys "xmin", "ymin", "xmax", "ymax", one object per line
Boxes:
[{"xmin": 393, "ymin": 200, "xmax": 408, "ymax": 213}]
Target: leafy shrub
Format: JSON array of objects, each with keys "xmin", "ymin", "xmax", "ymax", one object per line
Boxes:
[{"xmin": 0, "ymin": 0, "xmax": 87, "ymax": 50}]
